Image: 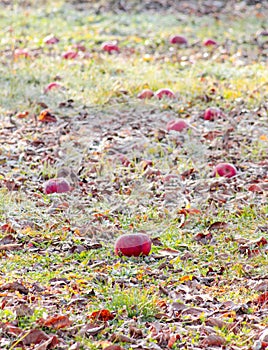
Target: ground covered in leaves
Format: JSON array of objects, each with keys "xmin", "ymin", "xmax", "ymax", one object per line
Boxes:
[{"xmin": 0, "ymin": 0, "xmax": 267, "ymax": 349}]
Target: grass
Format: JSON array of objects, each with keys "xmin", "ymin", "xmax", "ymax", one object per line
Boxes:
[{"xmin": 0, "ymin": 0, "xmax": 268, "ymax": 349}]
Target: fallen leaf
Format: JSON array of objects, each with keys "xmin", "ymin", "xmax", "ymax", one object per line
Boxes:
[
  {"xmin": 0, "ymin": 281, "xmax": 29, "ymax": 295},
  {"xmin": 0, "ymin": 243, "xmax": 22, "ymax": 251},
  {"xmin": 16, "ymin": 111, "xmax": 29, "ymax": 119},
  {"xmin": 88, "ymin": 309, "xmax": 115, "ymax": 321},
  {"xmin": 256, "ymin": 292, "xmax": 268, "ymax": 306},
  {"xmin": 208, "ymin": 221, "xmax": 228, "ymax": 230},
  {"xmin": 38, "ymin": 110, "xmax": 57, "ymax": 123},
  {"xmin": 38, "ymin": 314, "xmax": 72, "ymax": 329},
  {"xmin": 103, "ymin": 346, "xmax": 124, "ymax": 350},
  {"xmin": 194, "ymin": 232, "xmax": 213, "ymax": 244},
  {"xmin": 79, "ymin": 323, "xmax": 105, "ymax": 336},
  {"xmin": 200, "ymin": 334, "xmax": 226, "ymax": 347},
  {"xmin": 0, "ymin": 224, "xmax": 16, "ymax": 234},
  {"xmin": 178, "ymin": 208, "xmax": 201, "ymax": 216},
  {"xmin": 168, "ymin": 333, "xmax": 180, "ymax": 348},
  {"xmin": 110, "ymin": 333, "xmax": 137, "ymax": 344}
]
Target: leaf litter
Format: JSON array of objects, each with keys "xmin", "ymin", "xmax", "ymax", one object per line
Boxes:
[{"xmin": 0, "ymin": 0, "xmax": 267, "ymax": 349}]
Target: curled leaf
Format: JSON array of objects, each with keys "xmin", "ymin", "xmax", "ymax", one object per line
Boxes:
[
  {"xmin": 88, "ymin": 309, "xmax": 115, "ymax": 321},
  {"xmin": 38, "ymin": 110, "xmax": 57, "ymax": 123}
]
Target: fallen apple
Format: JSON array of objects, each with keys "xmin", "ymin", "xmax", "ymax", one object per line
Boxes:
[
  {"xmin": 137, "ymin": 89, "xmax": 154, "ymax": 99},
  {"xmin": 155, "ymin": 88, "xmax": 176, "ymax": 99},
  {"xmin": 62, "ymin": 51, "xmax": 78, "ymax": 59},
  {"xmin": 166, "ymin": 119, "xmax": 188, "ymax": 132},
  {"xmin": 169, "ymin": 35, "xmax": 188, "ymax": 45},
  {"xmin": 43, "ymin": 178, "xmax": 71, "ymax": 194},
  {"xmin": 44, "ymin": 82, "xmax": 62, "ymax": 93},
  {"xmin": 203, "ymin": 107, "xmax": 223, "ymax": 121},
  {"xmin": 43, "ymin": 34, "xmax": 59, "ymax": 45},
  {"xmin": 14, "ymin": 49, "xmax": 30, "ymax": 58},
  {"xmin": 115, "ymin": 233, "xmax": 152, "ymax": 257},
  {"xmin": 101, "ymin": 42, "xmax": 120, "ymax": 53},
  {"xmin": 212, "ymin": 163, "xmax": 237, "ymax": 178},
  {"xmin": 203, "ymin": 39, "xmax": 218, "ymax": 46}
]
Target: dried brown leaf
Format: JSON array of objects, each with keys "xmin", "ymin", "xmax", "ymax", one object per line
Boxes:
[
  {"xmin": 38, "ymin": 314, "xmax": 72, "ymax": 329},
  {"xmin": 200, "ymin": 334, "xmax": 226, "ymax": 347},
  {"xmin": 208, "ymin": 221, "xmax": 228, "ymax": 230},
  {"xmin": 88, "ymin": 309, "xmax": 115, "ymax": 321},
  {"xmin": 0, "ymin": 281, "xmax": 29, "ymax": 295}
]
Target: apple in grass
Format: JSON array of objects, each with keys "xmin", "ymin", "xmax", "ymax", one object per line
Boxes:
[
  {"xmin": 44, "ymin": 82, "xmax": 62, "ymax": 93},
  {"xmin": 114, "ymin": 234, "xmax": 152, "ymax": 257},
  {"xmin": 44, "ymin": 178, "xmax": 71, "ymax": 194},
  {"xmin": 203, "ymin": 39, "xmax": 218, "ymax": 46},
  {"xmin": 212, "ymin": 163, "xmax": 237, "ymax": 178},
  {"xmin": 169, "ymin": 35, "xmax": 188, "ymax": 45},
  {"xmin": 62, "ymin": 50, "xmax": 78, "ymax": 59},
  {"xmin": 166, "ymin": 119, "xmax": 189, "ymax": 132},
  {"xmin": 203, "ymin": 107, "xmax": 223, "ymax": 121},
  {"xmin": 101, "ymin": 42, "xmax": 120, "ymax": 53},
  {"xmin": 137, "ymin": 89, "xmax": 154, "ymax": 99},
  {"xmin": 155, "ymin": 88, "xmax": 176, "ymax": 99},
  {"xmin": 43, "ymin": 34, "xmax": 59, "ymax": 45}
]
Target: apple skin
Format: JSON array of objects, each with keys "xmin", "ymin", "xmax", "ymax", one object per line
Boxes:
[
  {"xmin": 62, "ymin": 51, "xmax": 78, "ymax": 59},
  {"xmin": 115, "ymin": 234, "xmax": 152, "ymax": 257},
  {"xmin": 14, "ymin": 49, "xmax": 30, "ymax": 58},
  {"xmin": 170, "ymin": 35, "xmax": 188, "ymax": 45},
  {"xmin": 203, "ymin": 39, "xmax": 218, "ymax": 46},
  {"xmin": 44, "ymin": 178, "xmax": 71, "ymax": 194},
  {"xmin": 137, "ymin": 89, "xmax": 154, "ymax": 99},
  {"xmin": 101, "ymin": 42, "xmax": 120, "ymax": 53},
  {"xmin": 212, "ymin": 163, "xmax": 237, "ymax": 178},
  {"xmin": 203, "ymin": 107, "xmax": 223, "ymax": 121},
  {"xmin": 44, "ymin": 82, "xmax": 62, "ymax": 93},
  {"xmin": 155, "ymin": 88, "xmax": 176, "ymax": 99},
  {"xmin": 43, "ymin": 35, "xmax": 59, "ymax": 45},
  {"xmin": 167, "ymin": 119, "xmax": 188, "ymax": 132}
]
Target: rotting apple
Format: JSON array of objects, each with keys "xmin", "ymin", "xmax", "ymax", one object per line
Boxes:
[
  {"xmin": 203, "ymin": 107, "xmax": 223, "ymax": 121},
  {"xmin": 169, "ymin": 35, "xmax": 188, "ymax": 45},
  {"xmin": 137, "ymin": 89, "xmax": 154, "ymax": 99},
  {"xmin": 114, "ymin": 233, "xmax": 152, "ymax": 257},
  {"xmin": 155, "ymin": 88, "xmax": 176, "ymax": 99},
  {"xmin": 166, "ymin": 119, "xmax": 188, "ymax": 132},
  {"xmin": 44, "ymin": 178, "xmax": 71, "ymax": 194},
  {"xmin": 203, "ymin": 39, "xmax": 218, "ymax": 46},
  {"xmin": 44, "ymin": 82, "xmax": 62, "ymax": 93},
  {"xmin": 212, "ymin": 163, "xmax": 237, "ymax": 178},
  {"xmin": 101, "ymin": 42, "xmax": 120, "ymax": 53}
]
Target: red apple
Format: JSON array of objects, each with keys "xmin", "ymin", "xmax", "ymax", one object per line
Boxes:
[
  {"xmin": 62, "ymin": 51, "xmax": 78, "ymax": 59},
  {"xmin": 137, "ymin": 89, "xmax": 154, "ymax": 99},
  {"xmin": 14, "ymin": 49, "xmax": 30, "ymax": 58},
  {"xmin": 101, "ymin": 42, "xmax": 120, "ymax": 53},
  {"xmin": 212, "ymin": 163, "xmax": 237, "ymax": 178},
  {"xmin": 203, "ymin": 39, "xmax": 218, "ymax": 46},
  {"xmin": 44, "ymin": 82, "xmax": 62, "ymax": 93},
  {"xmin": 114, "ymin": 233, "xmax": 152, "ymax": 257},
  {"xmin": 43, "ymin": 34, "xmax": 59, "ymax": 45},
  {"xmin": 170, "ymin": 35, "xmax": 188, "ymax": 45},
  {"xmin": 166, "ymin": 119, "xmax": 188, "ymax": 132},
  {"xmin": 155, "ymin": 88, "xmax": 176, "ymax": 99},
  {"xmin": 43, "ymin": 178, "xmax": 71, "ymax": 194},
  {"xmin": 203, "ymin": 107, "xmax": 223, "ymax": 121}
]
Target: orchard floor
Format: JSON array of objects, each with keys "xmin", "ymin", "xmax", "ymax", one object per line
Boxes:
[{"xmin": 0, "ymin": 1, "xmax": 267, "ymax": 349}]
